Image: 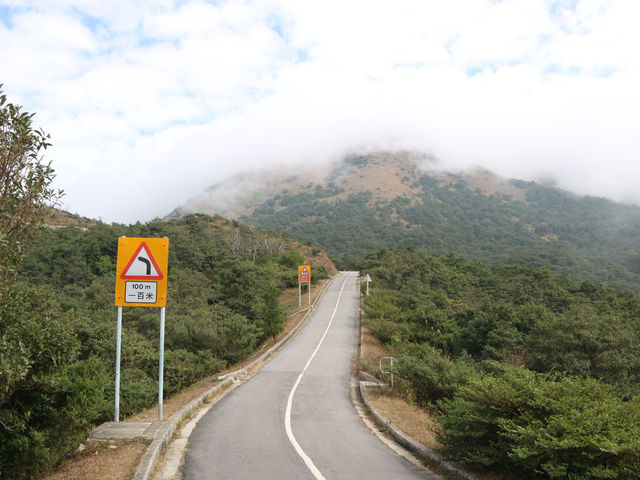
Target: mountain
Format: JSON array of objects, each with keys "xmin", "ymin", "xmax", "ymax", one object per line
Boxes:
[{"xmin": 170, "ymin": 152, "xmax": 640, "ymax": 292}]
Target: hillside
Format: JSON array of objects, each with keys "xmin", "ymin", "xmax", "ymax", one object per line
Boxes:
[
  {"xmin": 3, "ymin": 213, "xmax": 334, "ymax": 478},
  {"xmin": 360, "ymin": 246, "xmax": 640, "ymax": 479},
  {"xmin": 171, "ymin": 152, "xmax": 640, "ymax": 292}
]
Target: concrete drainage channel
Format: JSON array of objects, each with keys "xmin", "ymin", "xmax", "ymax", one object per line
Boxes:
[{"xmin": 90, "ymin": 277, "xmax": 334, "ymax": 480}]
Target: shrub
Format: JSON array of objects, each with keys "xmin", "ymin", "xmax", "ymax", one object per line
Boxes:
[
  {"xmin": 278, "ymin": 250, "xmax": 305, "ymax": 269},
  {"xmin": 397, "ymin": 345, "xmax": 475, "ymax": 406},
  {"xmin": 260, "ymin": 285, "xmax": 285, "ymax": 342},
  {"xmin": 219, "ymin": 312, "xmax": 259, "ymax": 364},
  {"xmin": 163, "ymin": 349, "xmax": 225, "ymax": 396},
  {"xmin": 311, "ymin": 265, "xmax": 328, "ymax": 284},
  {"xmin": 526, "ymin": 305, "xmax": 640, "ymax": 396},
  {"xmin": 119, "ymin": 368, "xmax": 156, "ymax": 417},
  {"xmin": 437, "ymin": 366, "xmax": 640, "ymax": 479}
]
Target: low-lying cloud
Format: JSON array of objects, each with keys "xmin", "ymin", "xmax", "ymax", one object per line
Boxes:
[{"xmin": 1, "ymin": 0, "xmax": 638, "ymax": 223}]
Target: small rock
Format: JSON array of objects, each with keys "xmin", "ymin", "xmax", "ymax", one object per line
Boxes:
[{"xmin": 75, "ymin": 444, "xmax": 86, "ymax": 454}]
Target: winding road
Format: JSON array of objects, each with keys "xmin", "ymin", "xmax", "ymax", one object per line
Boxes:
[{"xmin": 182, "ymin": 272, "xmax": 432, "ymax": 479}]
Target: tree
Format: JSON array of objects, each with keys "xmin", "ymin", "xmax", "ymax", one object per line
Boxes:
[
  {"xmin": 0, "ymin": 88, "xmax": 71, "ymax": 477},
  {"xmin": 260, "ymin": 284, "xmax": 285, "ymax": 342},
  {"xmin": 0, "ymin": 84, "xmax": 63, "ymax": 296}
]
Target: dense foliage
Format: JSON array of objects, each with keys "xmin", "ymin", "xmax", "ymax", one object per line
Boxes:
[
  {"xmin": 0, "ymin": 84, "xmax": 62, "ymax": 296},
  {"xmin": 360, "ymin": 247, "xmax": 640, "ymax": 479},
  {"xmin": 243, "ymin": 154, "xmax": 640, "ymax": 292},
  {"xmin": 0, "ymin": 214, "xmax": 328, "ymax": 478}
]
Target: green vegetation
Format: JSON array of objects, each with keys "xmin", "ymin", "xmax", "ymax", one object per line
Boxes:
[
  {"xmin": 0, "ymin": 213, "xmax": 328, "ymax": 478},
  {"xmin": 260, "ymin": 285, "xmax": 286, "ymax": 342},
  {"xmin": 361, "ymin": 247, "xmax": 640, "ymax": 479},
  {"xmin": 243, "ymin": 154, "xmax": 640, "ymax": 292}
]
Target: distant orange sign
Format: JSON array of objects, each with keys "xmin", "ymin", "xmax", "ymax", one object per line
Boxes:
[
  {"xmin": 298, "ymin": 265, "xmax": 311, "ymax": 283},
  {"xmin": 115, "ymin": 237, "xmax": 169, "ymax": 307}
]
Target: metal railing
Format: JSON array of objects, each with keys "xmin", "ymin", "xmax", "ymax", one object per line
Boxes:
[
  {"xmin": 379, "ymin": 356, "xmax": 397, "ymax": 388},
  {"xmin": 379, "ymin": 356, "xmax": 410, "ymax": 389}
]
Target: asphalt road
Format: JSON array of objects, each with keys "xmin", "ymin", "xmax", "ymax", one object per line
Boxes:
[{"xmin": 182, "ymin": 272, "xmax": 431, "ymax": 480}]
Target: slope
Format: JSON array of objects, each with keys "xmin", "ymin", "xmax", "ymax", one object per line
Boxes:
[
  {"xmin": 3, "ymin": 212, "xmax": 334, "ymax": 478},
  {"xmin": 172, "ymin": 152, "xmax": 640, "ymax": 292}
]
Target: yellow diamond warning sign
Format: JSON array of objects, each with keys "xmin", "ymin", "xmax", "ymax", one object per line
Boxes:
[{"xmin": 115, "ymin": 237, "xmax": 169, "ymax": 307}]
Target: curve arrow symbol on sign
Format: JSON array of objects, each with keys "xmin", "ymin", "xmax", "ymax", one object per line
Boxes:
[{"xmin": 120, "ymin": 242, "xmax": 164, "ymax": 280}]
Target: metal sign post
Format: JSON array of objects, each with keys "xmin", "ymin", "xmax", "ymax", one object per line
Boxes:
[
  {"xmin": 114, "ymin": 237, "xmax": 169, "ymax": 422},
  {"xmin": 115, "ymin": 306, "xmax": 122, "ymax": 422},
  {"xmin": 158, "ymin": 306, "xmax": 166, "ymax": 419}
]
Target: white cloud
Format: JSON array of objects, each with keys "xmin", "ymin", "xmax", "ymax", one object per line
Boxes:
[{"xmin": 1, "ymin": 0, "xmax": 639, "ymax": 223}]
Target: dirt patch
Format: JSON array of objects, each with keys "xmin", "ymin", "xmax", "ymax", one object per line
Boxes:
[
  {"xmin": 361, "ymin": 326, "xmax": 389, "ymax": 364},
  {"xmin": 325, "ymin": 152, "xmax": 422, "ymax": 203},
  {"xmin": 429, "ymin": 167, "xmax": 528, "ymax": 203},
  {"xmin": 366, "ymin": 387, "xmax": 441, "ymax": 451},
  {"xmin": 39, "ymin": 440, "xmax": 149, "ymax": 480}
]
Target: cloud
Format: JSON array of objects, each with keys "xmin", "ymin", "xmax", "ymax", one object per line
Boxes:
[{"xmin": 1, "ymin": 0, "xmax": 639, "ymax": 223}]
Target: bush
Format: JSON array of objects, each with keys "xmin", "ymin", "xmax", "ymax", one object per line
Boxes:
[
  {"xmin": 311, "ymin": 265, "xmax": 328, "ymax": 284},
  {"xmin": 526, "ymin": 305, "xmax": 640, "ymax": 396},
  {"xmin": 164, "ymin": 349, "xmax": 225, "ymax": 396},
  {"xmin": 278, "ymin": 250, "xmax": 304, "ymax": 269},
  {"xmin": 397, "ymin": 345, "xmax": 475, "ymax": 406},
  {"xmin": 0, "ymin": 285, "xmax": 90, "ymax": 478},
  {"xmin": 119, "ymin": 368, "xmax": 156, "ymax": 417},
  {"xmin": 437, "ymin": 366, "xmax": 640, "ymax": 479},
  {"xmin": 219, "ymin": 312, "xmax": 260, "ymax": 364},
  {"xmin": 366, "ymin": 317, "xmax": 404, "ymax": 345}
]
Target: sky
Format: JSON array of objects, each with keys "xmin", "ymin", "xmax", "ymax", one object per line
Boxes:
[{"xmin": 1, "ymin": 0, "xmax": 639, "ymax": 224}]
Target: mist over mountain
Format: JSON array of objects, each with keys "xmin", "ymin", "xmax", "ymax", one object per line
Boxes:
[{"xmin": 170, "ymin": 151, "xmax": 640, "ymax": 292}]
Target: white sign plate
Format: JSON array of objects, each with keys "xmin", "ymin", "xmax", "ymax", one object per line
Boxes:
[{"xmin": 125, "ymin": 281, "xmax": 158, "ymax": 303}]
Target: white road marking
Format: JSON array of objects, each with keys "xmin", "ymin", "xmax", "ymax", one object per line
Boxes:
[{"xmin": 284, "ymin": 273, "xmax": 353, "ymax": 480}]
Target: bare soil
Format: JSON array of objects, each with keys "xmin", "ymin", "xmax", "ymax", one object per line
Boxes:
[
  {"xmin": 40, "ymin": 440, "xmax": 149, "ymax": 480},
  {"xmin": 365, "ymin": 386, "xmax": 441, "ymax": 451}
]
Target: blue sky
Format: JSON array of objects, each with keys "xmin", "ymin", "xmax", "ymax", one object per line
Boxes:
[{"xmin": 1, "ymin": 0, "xmax": 639, "ymax": 223}]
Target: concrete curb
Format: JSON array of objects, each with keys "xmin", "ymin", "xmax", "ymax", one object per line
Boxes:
[
  {"xmin": 357, "ymin": 382, "xmax": 477, "ymax": 480},
  {"xmin": 358, "ymin": 370, "xmax": 380, "ymax": 384},
  {"xmin": 133, "ymin": 276, "xmax": 334, "ymax": 480},
  {"xmin": 133, "ymin": 377, "xmax": 234, "ymax": 480}
]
